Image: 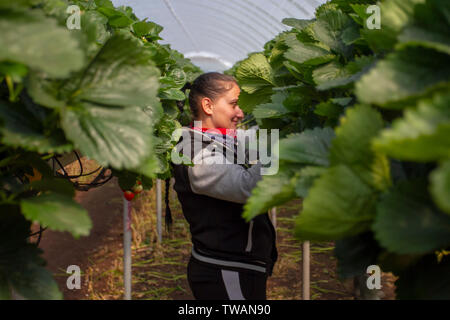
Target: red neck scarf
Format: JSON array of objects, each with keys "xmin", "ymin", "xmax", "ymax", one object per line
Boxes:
[{"xmin": 189, "ymin": 123, "xmax": 236, "ymax": 137}]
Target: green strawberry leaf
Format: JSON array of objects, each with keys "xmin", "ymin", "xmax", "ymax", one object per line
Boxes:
[
  {"xmin": 373, "ymin": 179, "xmax": 450, "ymax": 254},
  {"xmin": 20, "ymin": 192, "xmax": 92, "ymax": 238},
  {"xmin": 0, "ymin": 8, "xmax": 84, "ymax": 77}
]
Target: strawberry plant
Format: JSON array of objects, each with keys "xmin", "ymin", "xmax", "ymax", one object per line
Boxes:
[
  {"xmin": 229, "ymin": 0, "xmax": 450, "ymax": 299},
  {"xmin": 0, "ymin": 0, "xmax": 200, "ymax": 299}
]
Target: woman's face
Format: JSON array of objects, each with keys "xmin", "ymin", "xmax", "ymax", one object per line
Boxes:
[{"xmin": 210, "ymin": 82, "xmax": 244, "ymax": 129}]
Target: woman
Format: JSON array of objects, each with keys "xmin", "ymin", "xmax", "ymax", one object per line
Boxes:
[{"xmin": 172, "ymin": 72, "xmax": 277, "ymax": 300}]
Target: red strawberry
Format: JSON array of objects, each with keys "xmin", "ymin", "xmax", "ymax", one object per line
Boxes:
[{"xmin": 123, "ymin": 190, "xmax": 135, "ymax": 201}]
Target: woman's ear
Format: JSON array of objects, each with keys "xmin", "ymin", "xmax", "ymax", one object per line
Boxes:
[{"xmin": 201, "ymin": 97, "xmax": 214, "ymax": 116}]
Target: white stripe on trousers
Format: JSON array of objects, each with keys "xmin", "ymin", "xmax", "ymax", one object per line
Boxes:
[{"xmin": 221, "ymin": 270, "xmax": 246, "ymax": 300}]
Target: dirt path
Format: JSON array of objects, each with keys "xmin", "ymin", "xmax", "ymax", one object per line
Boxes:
[{"xmin": 38, "ymin": 176, "xmax": 124, "ymax": 299}]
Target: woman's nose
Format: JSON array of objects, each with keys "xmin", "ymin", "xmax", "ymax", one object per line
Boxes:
[{"xmin": 236, "ymin": 106, "xmax": 244, "ymax": 119}]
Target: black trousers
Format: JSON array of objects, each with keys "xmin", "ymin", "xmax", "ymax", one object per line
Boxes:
[{"xmin": 187, "ymin": 256, "xmax": 268, "ymax": 300}]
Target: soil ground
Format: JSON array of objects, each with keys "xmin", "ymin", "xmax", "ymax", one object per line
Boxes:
[{"xmin": 36, "ymin": 158, "xmax": 396, "ymax": 300}]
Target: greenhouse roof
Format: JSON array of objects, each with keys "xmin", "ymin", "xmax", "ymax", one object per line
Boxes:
[{"xmin": 111, "ymin": 0, "xmax": 326, "ymax": 71}]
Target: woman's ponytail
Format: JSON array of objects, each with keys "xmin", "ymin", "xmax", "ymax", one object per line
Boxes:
[{"xmin": 164, "ymin": 178, "xmax": 173, "ymax": 232}]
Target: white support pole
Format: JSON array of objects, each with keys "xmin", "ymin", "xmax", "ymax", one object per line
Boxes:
[
  {"xmin": 270, "ymin": 207, "xmax": 277, "ymax": 230},
  {"xmin": 156, "ymin": 179, "xmax": 162, "ymax": 243},
  {"xmin": 302, "ymin": 241, "xmax": 310, "ymax": 300},
  {"xmin": 123, "ymin": 198, "xmax": 132, "ymax": 300}
]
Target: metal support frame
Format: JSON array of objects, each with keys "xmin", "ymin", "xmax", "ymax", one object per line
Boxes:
[
  {"xmin": 123, "ymin": 199, "xmax": 132, "ymax": 300},
  {"xmin": 156, "ymin": 179, "xmax": 162, "ymax": 243},
  {"xmin": 270, "ymin": 206, "xmax": 310, "ymax": 300},
  {"xmin": 302, "ymin": 241, "xmax": 310, "ymax": 300}
]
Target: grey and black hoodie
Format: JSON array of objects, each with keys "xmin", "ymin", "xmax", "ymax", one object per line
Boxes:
[{"xmin": 172, "ymin": 127, "xmax": 278, "ymax": 276}]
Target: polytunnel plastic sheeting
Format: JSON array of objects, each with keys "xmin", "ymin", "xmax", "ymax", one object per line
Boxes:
[{"xmin": 111, "ymin": 0, "xmax": 327, "ymax": 72}]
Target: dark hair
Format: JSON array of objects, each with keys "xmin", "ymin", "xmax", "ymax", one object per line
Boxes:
[{"xmin": 187, "ymin": 72, "xmax": 238, "ymax": 118}]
